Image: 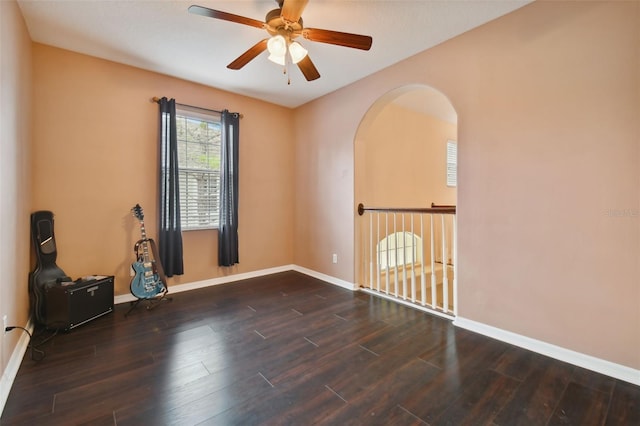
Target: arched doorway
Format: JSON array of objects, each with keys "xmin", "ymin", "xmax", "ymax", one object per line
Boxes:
[{"xmin": 354, "ymin": 84, "xmax": 458, "ymax": 317}]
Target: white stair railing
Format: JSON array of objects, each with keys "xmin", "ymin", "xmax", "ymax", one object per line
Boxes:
[{"xmin": 357, "ymin": 203, "xmax": 457, "ymax": 318}]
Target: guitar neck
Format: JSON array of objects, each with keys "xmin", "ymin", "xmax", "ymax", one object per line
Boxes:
[{"xmin": 139, "ymin": 222, "xmax": 151, "ymax": 262}]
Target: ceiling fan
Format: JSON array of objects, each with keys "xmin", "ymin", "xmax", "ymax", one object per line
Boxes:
[{"xmin": 188, "ymin": 0, "xmax": 373, "ymax": 82}]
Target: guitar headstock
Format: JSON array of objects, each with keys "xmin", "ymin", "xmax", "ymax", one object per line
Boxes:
[{"xmin": 131, "ymin": 204, "xmax": 144, "ymax": 222}]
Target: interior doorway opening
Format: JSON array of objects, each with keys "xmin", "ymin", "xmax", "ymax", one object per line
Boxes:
[{"xmin": 354, "ymin": 84, "xmax": 458, "ymax": 317}]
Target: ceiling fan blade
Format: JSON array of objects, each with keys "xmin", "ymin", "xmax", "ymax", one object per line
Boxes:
[
  {"xmin": 297, "ymin": 55, "xmax": 320, "ymax": 81},
  {"xmin": 281, "ymin": 0, "xmax": 308, "ymax": 23},
  {"xmin": 188, "ymin": 5, "xmax": 265, "ymax": 29},
  {"xmin": 302, "ymin": 28, "xmax": 372, "ymax": 51},
  {"xmin": 227, "ymin": 39, "xmax": 269, "ymax": 70}
]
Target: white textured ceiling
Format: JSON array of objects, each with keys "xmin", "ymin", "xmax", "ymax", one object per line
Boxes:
[{"xmin": 17, "ymin": 0, "xmax": 531, "ymax": 108}]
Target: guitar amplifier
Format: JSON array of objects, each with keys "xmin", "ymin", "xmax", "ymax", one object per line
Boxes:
[{"xmin": 44, "ymin": 276, "xmax": 114, "ymax": 331}]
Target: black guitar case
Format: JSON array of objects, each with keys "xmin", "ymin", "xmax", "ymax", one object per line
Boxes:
[{"xmin": 29, "ymin": 211, "xmax": 71, "ymax": 325}]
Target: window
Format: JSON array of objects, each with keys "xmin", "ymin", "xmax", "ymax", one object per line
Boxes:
[
  {"xmin": 446, "ymin": 140, "xmax": 457, "ymax": 187},
  {"xmin": 176, "ymin": 106, "xmax": 221, "ymax": 230},
  {"xmin": 377, "ymin": 232, "xmax": 423, "ymax": 269}
]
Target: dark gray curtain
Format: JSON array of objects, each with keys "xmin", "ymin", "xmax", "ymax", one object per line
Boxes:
[
  {"xmin": 158, "ymin": 97, "xmax": 184, "ymax": 276},
  {"xmin": 218, "ymin": 110, "xmax": 240, "ymax": 267}
]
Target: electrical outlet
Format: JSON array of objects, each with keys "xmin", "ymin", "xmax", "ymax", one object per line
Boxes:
[
  {"xmin": 3, "ymin": 315, "xmax": 7, "ymax": 334},
  {"xmin": 332, "ymin": 253, "xmax": 338, "ymax": 264}
]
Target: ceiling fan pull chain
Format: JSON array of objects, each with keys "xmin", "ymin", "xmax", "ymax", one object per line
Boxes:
[{"xmin": 285, "ymin": 47, "xmax": 291, "ymax": 85}]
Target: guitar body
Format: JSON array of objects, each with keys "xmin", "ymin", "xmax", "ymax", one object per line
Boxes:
[
  {"xmin": 130, "ymin": 205, "xmax": 167, "ymax": 300},
  {"xmin": 130, "ymin": 258, "xmax": 165, "ymax": 299}
]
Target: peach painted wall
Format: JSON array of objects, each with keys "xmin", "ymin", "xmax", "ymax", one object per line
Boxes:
[
  {"xmin": 31, "ymin": 45, "xmax": 296, "ymax": 296},
  {"xmin": 0, "ymin": 0, "xmax": 32, "ymax": 398},
  {"xmin": 294, "ymin": 1, "xmax": 639, "ymax": 369}
]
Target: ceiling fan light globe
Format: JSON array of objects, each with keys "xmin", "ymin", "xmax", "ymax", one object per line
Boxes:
[
  {"xmin": 268, "ymin": 53, "xmax": 286, "ymax": 66},
  {"xmin": 289, "ymin": 41, "xmax": 308, "ymax": 64},
  {"xmin": 267, "ymin": 35, "xmax": 287, "ymax": 56}
]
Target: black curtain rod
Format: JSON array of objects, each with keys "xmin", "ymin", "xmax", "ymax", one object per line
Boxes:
[{"xmin": 151, "ymin": 97, "xmax": 242, "ymax": 118}]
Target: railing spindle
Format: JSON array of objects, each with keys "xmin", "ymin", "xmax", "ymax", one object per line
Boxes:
[
  {"xmin": 385, "ymin": 213, "xmax": 390, "ymax": 295},
  {"xmin": 393, "ymin": 213, "xmax": 398, "ymax": 297},
  {"xmin": 453, "ymin": 214, "xmax": 458, "ymax": 316},
  {"xmin": 376, "ymin": 213, "xmax": 380, "ymax": 292},
  {"xmin": 430, "ymin": 214, "xmax": 436, "ymax": 309},
  {"xmin": 410, "ymin": 214, "xmax": 416, "ymax": 303},
  {"xmin": 420, "ymin": 214, "xmax": 426, "ymax": 306},
  {"xmin": 401, "ymin": 214, "xmax": 407, "ymax": 300},
  {"xmin": 368, "ymin": 213, "xmax": 373, "ymax": 289},
  {"xmin": 441, "ymin": 214, "xmax": 449, "ymax": 313}
]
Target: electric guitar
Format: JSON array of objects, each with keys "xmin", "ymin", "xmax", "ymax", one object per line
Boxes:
[{"xmin": 130, "ymin": 204, "xmax": 166, "ymax": 299}]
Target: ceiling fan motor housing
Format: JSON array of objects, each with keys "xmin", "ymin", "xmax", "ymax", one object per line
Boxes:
[{"xmin": 266, "ymin": 8, "xmax": 303, "ymax": 39}]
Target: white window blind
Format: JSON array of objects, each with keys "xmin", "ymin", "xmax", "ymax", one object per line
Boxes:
[
  {"xmin": 176, "ymin": 106, "xmax": 221, "ymax": 230},
  {"xmin": 446, "ymin": 140, "xmax": 457, "ymax": 187}
]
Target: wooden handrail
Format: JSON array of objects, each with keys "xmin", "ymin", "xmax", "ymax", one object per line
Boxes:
[
  {"xmin": 357, "ymin": 203, "xmax": 456, "ymax": 216},
  {"xmin": 431, "ymin": 202, "xmax": 456, "ymax": 209}
]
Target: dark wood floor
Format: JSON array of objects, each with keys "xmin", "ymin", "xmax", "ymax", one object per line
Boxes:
[{"xmin": 2, "ymin": 271, "xmax": 638, "ymax": 425}]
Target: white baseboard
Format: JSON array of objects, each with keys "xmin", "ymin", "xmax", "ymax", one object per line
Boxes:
[
  {"xmin": 114, "ymin": 264, "xmax": 355, "ymax": 305},
  {"xmin": 1, "ymin": 319, "xmax": 34, "ymax": 417},
  {"xmin": 453, "ymin": 316, "xmax": 640, "ymax": 386},
  {"xmin": 290, "ymin": 265, "xmax": 356, "ymax": 291},
  {"xmin": 114, "ymin": 264, "xmax": 296, "ymax": 305}
]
